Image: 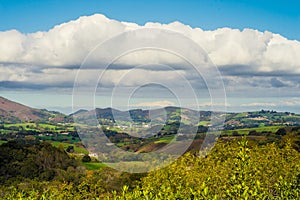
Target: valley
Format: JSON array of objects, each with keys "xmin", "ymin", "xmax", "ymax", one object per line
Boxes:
[
  {"xmin": 1, "ymin": 96, "xmax": 300, "ymax": 156},
  {"xmin": 1, "ymin": 96, "xmax": 300, "ymax": 199}
]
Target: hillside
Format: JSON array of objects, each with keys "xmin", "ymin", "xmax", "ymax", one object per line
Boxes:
[
  {"xmin": 0, "ymin": 96, "xmax": 67, "ymax": 123},
  {"xmin": 225, "ymin": 110, "xmax": 300, "ymax": 129},
  {"xmin": 72, "ymin": 106, "xmax": 214, "ymax": 125},
  {"xmin": 2, "ymin": 95, "xmax": 299, "ymax": 128},
  {"xmin": 72, "ymin": 106, "xmax": 300, "ymax": 130}
]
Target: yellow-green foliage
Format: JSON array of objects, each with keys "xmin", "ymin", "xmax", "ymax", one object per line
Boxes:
[
  {"xmin": 116, "ymin": 138, "xmax": 300, "ymax": 199},
  {"xmin": 1, "ymin": 138, "xmax": 299, "ymax": 199}
]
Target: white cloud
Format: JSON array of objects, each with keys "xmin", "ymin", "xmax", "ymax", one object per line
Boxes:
[
  {"xmin": 0, "ymin": 13, "xmax": 300, "ymax": 96},
  {"xmin": 0, "ymin": 14, "xmax": 299, "ymax": 70},
  {"xmin": 0, "ymin": 30, "xmax": 25, "ymax": 62},
  {"xmin": 240, "ymin": 102, "xmax": 277, "ymax": 107},
  {"xmin": 280, "ymin": 98, "xmax": 300, "ymax": 106},
  {"xmin": 197, "ymin": 102, "xmax": 232, "ymax": 107},
  {"xmin": 132, "ymin": 100, "xmax": 175, "ymax": 107},
  {"xmin": 240, "ymin": 98, "xmax": 300, "ymax": 108}
]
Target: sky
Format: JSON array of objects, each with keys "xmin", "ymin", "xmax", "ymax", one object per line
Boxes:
[
  {"xmin": 1, "ymin": 0, "xmax": 300, "ymax": 114},
  {"xmin": 1, "ymin": 0, "xmax": 300, "ymax": 40}
]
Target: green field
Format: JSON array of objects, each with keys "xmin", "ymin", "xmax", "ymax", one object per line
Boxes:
[
  {"xmin": 3, "ymin": 122, "xmax": 75, "ymax": 132},
  {"xmin": 51, "ymin": 141, "xmax": 89, "ymax": 154},
  {"xmin": 222, "ymin": 126, "xmax": 283, "ymax": 135},
  {"xmin": 36, "ymin": 134, "xmax": 81, "ymax": 143},
  {"xmin": 197, "ymin": 121, "xmax": 211, "ymax": 126},
  {"xmin": 0, "ymin": 140, "xmax": 7, "ymax": 145},
  {"xmin": 4, "ymin": 123, "xmax": 38, "ymax": 131},
  {"xmin": 0, "ymin": 129, "xmax": 12, "ymax": 134},
  {"xmin": 232, "ymin": 112, "xmax": 248, "ymax": 119},
  {"xmin": 82, "ymin": 162, "xmax": 106, "ymax": 170},
  {"xmin": 154, "ymin": 135, "xmax": 176, "ymax": 144},
  {"xmin": 82, "ymin": 161, "xmax": 149, "ymax": 171}
]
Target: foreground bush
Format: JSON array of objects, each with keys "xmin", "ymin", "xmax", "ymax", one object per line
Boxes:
[
  {"xmin": 119, "ymin": 138, "xmax": 299, "ymax": 199},
  {"xmin": 1, "ymin": 138, "xmax": 299, "ymax": 199}
]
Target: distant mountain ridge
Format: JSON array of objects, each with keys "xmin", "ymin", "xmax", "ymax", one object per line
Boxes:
[
  {"xmin": 72, "ymin": 107, "xmax": 300, "ymax": 129},
  {"xmin": 1, "ymin": 96, "xmax": 300, "ymax": 128},
  {"xmin": 72, "ymin": 106, "xmax": 214, "ymax": 124}
]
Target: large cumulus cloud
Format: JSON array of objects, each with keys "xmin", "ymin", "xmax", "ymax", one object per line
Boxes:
[
  {"xmin": 0, "ymin": 14, "xmax": 299, "ymax": 98},
  {"xmin": 1, "ymin": 14, "xmax": 300, "ymax": 69}
]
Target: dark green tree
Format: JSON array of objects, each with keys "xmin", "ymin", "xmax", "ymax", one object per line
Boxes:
[{"xmin": 82, "ymin": 155, "xmax": 91, "ymax": 162}]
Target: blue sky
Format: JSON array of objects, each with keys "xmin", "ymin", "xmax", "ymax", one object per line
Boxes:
[
  {"xmin": 1, "ymin": 0, "xmax": 300, "ymax": 114},
  {"xmin": 1, "ymin": 0, "xmax": 300, "ymax": 40}
]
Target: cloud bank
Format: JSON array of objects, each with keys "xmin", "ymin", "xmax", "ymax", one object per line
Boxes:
[
  {"xmin": 1, "ymin": 14, "xmax": 300, "ymax": 70},
  {"xmin": 133, "ymin": 100, "xmax": 175, "ymax": 108},
  {"xmin": 0, "ymin": 14, "xmax": 299, "ymax": 101}
]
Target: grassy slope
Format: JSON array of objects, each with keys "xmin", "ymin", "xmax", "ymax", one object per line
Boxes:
[
  {"xmin": 3, "ymin": 123, "xmax": 75, "ymax": 132},
  {"xmin": 0, "ymin": 140, "xmax": 7, "ymax": 145},
  {"xmin": 222, "ymin": 126, "xmax": 282, "ymax": 135},
  {"xmin": 51, "ymin": 141, "xmax": 89, "ymax": 154}
]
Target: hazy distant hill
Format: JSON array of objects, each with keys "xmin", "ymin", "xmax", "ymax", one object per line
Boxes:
[
  {"xmin": 72, "ymin": 107, "xmax": 300, "ymax": 129},
  {"xmin": 1, "ymin": 95, "xmax": 299, "ymax": 128},
  {"xmin": 0, "ymin": 96, "xmax": 66, "ymax": 123},
  {"xmin": 71, "ymin": 106, "xmax": 223, "ymax": 129}
]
